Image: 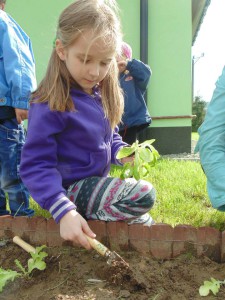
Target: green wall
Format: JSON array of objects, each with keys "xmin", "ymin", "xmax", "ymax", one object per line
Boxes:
[
  {"xmin": 6, "ymin": 0, "xmax": 192, "ymax": 130},
  {"xmin": 117, "ymin": 0, "xmax": 140, "ymax": 59},
  {"xmin": 117, "ymin": 0, "xmax": 192, "ymax": 129},
  {"xmin": 6, "ymin": 0, "xmax": 73, "ymax": 83},
  {"xmin": 148, "ymin": 0, "xmax": 192, "ymax": 128}
]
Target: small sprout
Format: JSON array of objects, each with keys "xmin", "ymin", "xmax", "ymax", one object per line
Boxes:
[
  {"xmin": 28, "ymin": 245, "xmax": 48, "ymax": 273},
  {"xmin": 0, "ymin": 268, "xmax": 21, "ymax": 292},
  {"xmin": 116, "ymin": 139, "xmax": 160, "ymax": 180},
  {"xmin": 199, "ymin": 277, "xmax": 225, "ymax": 296},
  {"xmin": 0, "ymin": 245, "xmax": 48, "ymax": 292}
]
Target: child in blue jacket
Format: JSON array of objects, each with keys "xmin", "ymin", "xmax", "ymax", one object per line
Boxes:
[
  {"xmin": 0, "ymin": 0, "xmax": 36, "ymax": 216},
  {"xmin": 117, "ymin": 42, "xmax": 152, "ymax": 144}
]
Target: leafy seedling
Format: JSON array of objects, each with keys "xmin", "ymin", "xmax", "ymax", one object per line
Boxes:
[
  {"xmin": 0, "ymin": 268, "xmax": 20, "ymax": 292},
  {"xmin": 0, "ymin": 245, "xmax": 48, "ymax": 292},
  {"xmin": 199, "ymin": 277, "xmax": 225, "ymax": 296},
  {"xmin": 116, "ymin": 139, "xmax": 160, "ymax": 180}
]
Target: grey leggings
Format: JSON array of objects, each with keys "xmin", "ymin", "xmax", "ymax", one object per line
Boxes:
[{"xmin": 67, "ymin": 176, "xmax": 155, "ymax": 222}]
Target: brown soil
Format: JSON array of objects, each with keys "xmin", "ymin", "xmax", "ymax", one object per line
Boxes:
[{"xmin": 1, "ymin": 241, "xmax": 225, "ymax": 300}]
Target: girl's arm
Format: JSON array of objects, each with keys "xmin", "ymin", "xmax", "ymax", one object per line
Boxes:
[
  {"xmin": 20, "ymin": 103, "xmax": 95, "ymax": 249},
  {"xmin": 111, "ymin": 127, "xmax": 128, "ymax": 165},
  {"xmin": 20, "ymin": 103, "xmax": 74, "ymax": 223}
]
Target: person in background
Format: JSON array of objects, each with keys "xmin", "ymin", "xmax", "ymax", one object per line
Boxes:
[
  {"xmin": 0, "ymin": 0, "xmax": 36, "ymax": 216},
  {"xmin": 195, "ymin": 66, "xmax": 225, "ymax": 212},
  {"xmin": 117, "ymin": 41, "xmax": 152, "ymax": 144},
  {"xmin": 20, "ymin": 0, "xmax": 156, "ymax": 250}
]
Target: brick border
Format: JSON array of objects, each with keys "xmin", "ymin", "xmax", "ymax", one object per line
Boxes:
[{"xmin": 0, "ymin": 216, "xmax": 224, "ymax": 262}]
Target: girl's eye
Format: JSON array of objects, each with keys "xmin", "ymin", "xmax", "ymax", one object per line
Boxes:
[
  {"xmin": 79, "ymin": 58, "xmax": 90, "ymax": 64},
  {"xmin": 101, "ymin": 61, "xmax": 110, "ymax": 66}
]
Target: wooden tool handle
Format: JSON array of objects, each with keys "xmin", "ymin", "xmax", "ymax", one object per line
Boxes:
[
  {"xmin": 13, "ymin": 236, "xmax": 36, "ymax": 253},
  {"xmin": 84, "ymin": 234, "xmax": 109, "ymax": 257}
]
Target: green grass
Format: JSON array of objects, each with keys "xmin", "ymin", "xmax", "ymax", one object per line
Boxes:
[
  {"xmin": 31, "ymin": 156, "xmax": 225, "ymax": 231},
  {"xmin": 111, "ymin": 159, "xmax": 225, "ymax": 231},
  {"xmin": 30, "ymin": 200, "xmax": 51, "ymax": 219},
  {"xmin": 192, "ymin": 132, "xmax": 199, "ymax": 141}
]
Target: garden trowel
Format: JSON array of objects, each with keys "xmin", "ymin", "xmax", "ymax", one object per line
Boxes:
[
  {"xmin": 13, "ymin": 236, "xmax": 36, "ymax": 253},
  {"xmin": 85, "ymin": 234, "xmax": 129, "ymax": 267}
]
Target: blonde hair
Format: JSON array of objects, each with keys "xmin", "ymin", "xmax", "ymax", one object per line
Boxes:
[{"xmin": 32, "ymin": 0, "xmax": 124, "ymax": 129}]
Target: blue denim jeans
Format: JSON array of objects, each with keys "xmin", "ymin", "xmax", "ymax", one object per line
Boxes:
[{"xmin": 0, "ymin": 118, "xmax": 34, "ymax": 216}]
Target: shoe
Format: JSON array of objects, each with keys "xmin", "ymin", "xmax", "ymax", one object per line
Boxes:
[
  {"xmin": 0, "ymin": 210, "xmax": 10, "ymax": 216},
  {"xmin": 128, "ymin": 213, "xmax": 155, "ymax": 226}
]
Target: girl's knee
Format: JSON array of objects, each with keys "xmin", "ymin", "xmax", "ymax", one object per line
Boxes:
[
  {"xmin": 148, "ymin": 185, "xmax": 156, "ymax": 209},
  {"xmin": 139, "ymin": 180, "xmax": 156, "ymax": 209}
]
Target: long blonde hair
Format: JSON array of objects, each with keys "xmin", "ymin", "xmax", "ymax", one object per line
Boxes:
[{"xmin": 32, "ymin": 0, "xmax": 124, "ymax": 129}]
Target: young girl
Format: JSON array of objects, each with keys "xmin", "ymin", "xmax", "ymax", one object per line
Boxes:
[{"xmin": 20, "ymin": 0, "xmax": 155, "ymax": 250}]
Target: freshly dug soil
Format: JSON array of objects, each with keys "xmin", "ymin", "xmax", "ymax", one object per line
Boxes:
[{"xmin": 1, "ymin": 241, "xmax": 225, "ymax": 300}]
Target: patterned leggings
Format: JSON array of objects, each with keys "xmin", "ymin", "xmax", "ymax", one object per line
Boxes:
[{"xmin": 67, "ymin": 176, "xmax": 155, "ymax": 222}]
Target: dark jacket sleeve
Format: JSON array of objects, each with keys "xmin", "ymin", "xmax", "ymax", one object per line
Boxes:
[{"xmin": 126, "ymin": 59, "xmax": 151, "ymax": 92}]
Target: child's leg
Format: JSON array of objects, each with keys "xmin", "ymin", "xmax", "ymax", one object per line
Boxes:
[
  {"xmin": 0, "ymin": 119, "xmax": 34, "ymax": 217},
  {"xmin": 67, "ymin": 176, "xmax": 155, "ymax": 223},
  {"xmin": 0, "ymin": 123, "xmax": 10, "ymax": 215}
]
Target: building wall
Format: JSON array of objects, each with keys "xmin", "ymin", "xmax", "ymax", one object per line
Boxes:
[
  {"xmin": 147, "ymin": 0, "xmax": 192, "ymax": 153},
  {"xmin": 149, "ymin": 0, "xmax": 192, "ymax": 127},
  {"xmin": 117, "ymin": 0, "xmax": 193, "ymax": 153},
  {"xmin": 6, "ymin": 0, "xmax": 193, "ymax": 154},
  {"xmin": 6, "ymin": 0, "xmax": 73, "ymax": 83}
]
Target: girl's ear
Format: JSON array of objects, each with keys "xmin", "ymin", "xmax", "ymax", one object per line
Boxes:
[{"xmin": 55, "ymin": 39, "xmax": 66, "ymax": 60}]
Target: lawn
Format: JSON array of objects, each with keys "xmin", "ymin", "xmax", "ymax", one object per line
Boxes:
[
  {"xmin": 110, "ymin": 158, "xmax": 225, "ymax": 231},
  {"xmin": 191, "ymin": 131, "xmax": 199, "ymax": 141}
]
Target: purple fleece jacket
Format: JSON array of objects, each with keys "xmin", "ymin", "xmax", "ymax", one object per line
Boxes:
[{"xmin": 20, "ymin": 88, "xmax": 127, "ymax": 223}]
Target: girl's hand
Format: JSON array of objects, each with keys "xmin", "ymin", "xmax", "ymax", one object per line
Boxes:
[
  {"xmin": 121, "ymin": 155, "xmax": 134, "ymax": 164},
  {"xmin": 59, "ymin": 210, "xmax": 96, "ymax": 250}
]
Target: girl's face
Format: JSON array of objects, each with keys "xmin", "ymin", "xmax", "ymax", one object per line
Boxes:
[{"xmin": 56, "ymin": 31, "xmax": 115, "ymax": 95}]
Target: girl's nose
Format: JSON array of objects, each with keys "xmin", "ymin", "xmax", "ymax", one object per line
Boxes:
[{"xmin": 89, "ymin": 64, "xmax": 100, "ymax": 77}]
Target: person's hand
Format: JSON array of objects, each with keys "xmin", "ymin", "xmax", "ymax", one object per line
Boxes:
[
  {"xmin": 15, "ymin": 108, "xmax": 28, "ymax": 124},
  {"xmin": 121, "ymin": 155, "xmax": 134, "ymax": 164},
  {"xmin": 59, "ymin": 210, "xmax": 96, "ymax": 250},
  {"xmin": 117, "ymin": 60, "xmax": 127, "ymax": 73}
]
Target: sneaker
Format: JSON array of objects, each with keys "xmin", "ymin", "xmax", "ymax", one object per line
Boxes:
[
  {"xmin": 0, "ymin": 209, "xmax": 10, "ymax": 216},
  {"xmin": 127, "ymin": 213, "xmax": 155, "ymax": 226}
]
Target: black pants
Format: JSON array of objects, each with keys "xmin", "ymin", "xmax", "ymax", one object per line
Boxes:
[{"xmin": 119, "ymin": 126, "xmax": 138, "ymax": 145}]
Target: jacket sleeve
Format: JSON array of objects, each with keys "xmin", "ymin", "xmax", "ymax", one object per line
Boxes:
[
  {"xmin": 1, "ymin": 16, "xmax": 36, "ymax": 109},
  {"xmin": 196, "ymin": 66, "xmax": 225, "ymax": 211},
  {"xmin": 111, "ymin": 126, "xmax": 128, "ymax": 165},
  {"xmin": 126, "ymin": 59, "xmax": 151, "ymax": 92},
  {"xmin": 20, "ymin": 103, "xmax": 76, "ymax": 223}
]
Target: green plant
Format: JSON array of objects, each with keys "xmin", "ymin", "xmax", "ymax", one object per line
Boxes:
[
  {"xmin": 0, "ymin": 245, "xmax": 48, "ymax": 292},
  {"xmin": 199, "ymin": 277, "xmax": 225, "ymax": 296},
  {"xmin": 116, "ymin": 139, "xmax": 160, "ymax": 180},
  {"xmin": 192, "ymin": 95, "xmax": 207, "ymax": 131}
]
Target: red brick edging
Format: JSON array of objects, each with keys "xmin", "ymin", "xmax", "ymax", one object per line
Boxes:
[{"xmin": 0, "ymin": 216, "xmax": 224, "ymax": 262}]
